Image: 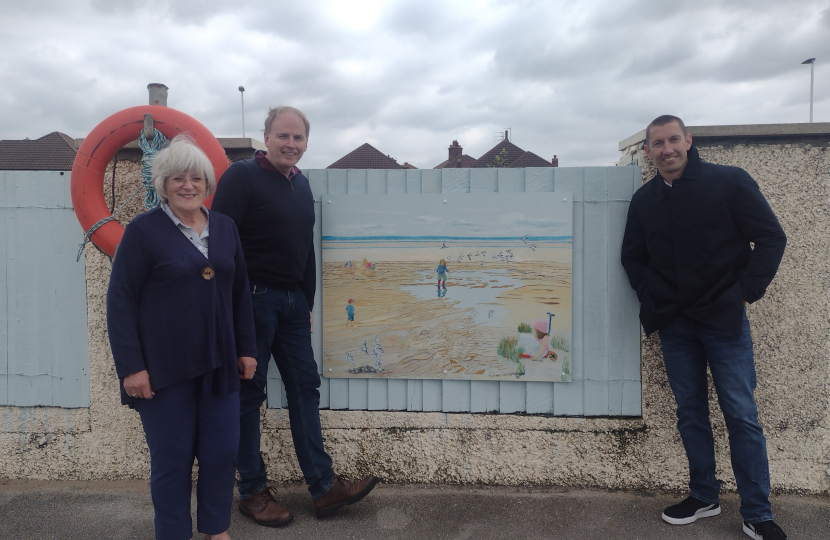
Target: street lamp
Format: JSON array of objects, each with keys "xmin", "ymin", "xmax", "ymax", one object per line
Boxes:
[
  {"xmin": 238, "ymin": 86, "xmax": 246, "ymax": 137},
  {"xmin": 802, "ymin": 58, "xmax": 815, "ymax": 123}
]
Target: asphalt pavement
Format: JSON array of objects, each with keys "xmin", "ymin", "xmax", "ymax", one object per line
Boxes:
[{"xmin": 0, "ymin": 479, "xmax": 826, "ymax": 539}]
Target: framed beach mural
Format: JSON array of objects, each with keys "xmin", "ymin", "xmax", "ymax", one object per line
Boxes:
[{"xmin": 321, "ymin": 193, "xmax": 573, "ymax": 382}]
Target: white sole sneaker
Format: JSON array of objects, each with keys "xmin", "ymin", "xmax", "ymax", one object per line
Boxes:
[
  {"xmin": 662, "ymin": 503, "xmax": 721, "ymax": 525},
  {"xmin": 743, "ymin": 521, "xmax": 761, "ymax": 539},
  {"xmin": 743, "ymin": 520, "xmax": 787, "ymax": 539}
]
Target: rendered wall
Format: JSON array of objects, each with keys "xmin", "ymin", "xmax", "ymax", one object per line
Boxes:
[{"xmin": 0, "ymin": 144, "xmax": 827, "ymax": 496}]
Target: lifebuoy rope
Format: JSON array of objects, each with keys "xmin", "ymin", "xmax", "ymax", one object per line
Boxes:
[
  {"xmin": 76, "ymin": 128, "xmax": 168, "ymax": 262},
  {"xmin": 137, "ymin": 128, "xmax": 168, "ymax": 209}
]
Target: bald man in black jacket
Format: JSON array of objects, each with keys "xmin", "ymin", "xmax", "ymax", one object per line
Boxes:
[{"xmin": 621, "ymin": 115, "xmax": 787, "ymax": 540}]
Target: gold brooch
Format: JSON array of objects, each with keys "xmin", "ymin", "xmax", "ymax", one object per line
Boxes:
[{"xmin": 201, "ymin": 266, "xmax": 215, "ymax": 280}]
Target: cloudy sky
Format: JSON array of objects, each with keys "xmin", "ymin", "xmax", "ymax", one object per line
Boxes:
[
  {"xmin": 324, "ymin": 194, "xmax": 572, "ymax": 237},
  {"xmin": 1, "ymin": 0, "xmax": 827, "ymax": 169}
]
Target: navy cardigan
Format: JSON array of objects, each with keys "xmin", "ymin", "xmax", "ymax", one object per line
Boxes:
[{"xmin": 106, "ymin": 207, "xmax": 257, "ymax": 405}]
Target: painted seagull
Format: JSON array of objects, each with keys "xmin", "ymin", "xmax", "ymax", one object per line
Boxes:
[
  {"xmin": 441, "ymin": 241, "xmax": 448, "ymax": 249},
  {"xmin": 521, "ymin": 235, "xmax": 528, "ymax": 244},
  {"xmin": 371, "ymin": 352, "xmax": 382, "ymax": 371},
  {"xmin": 360, "ymin": 339, "xmax": 370, "ymax": 356},
  {"xmin": 371, "ymin": 337, "xmax": 384, "ymax": 370},
  {"xmin": 345, "ymin": 353, "xmax": 355, "ymax": 367}
]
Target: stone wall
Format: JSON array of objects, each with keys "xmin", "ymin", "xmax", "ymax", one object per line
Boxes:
[{"xmin": 1, "ymin": 139, "xmax": 828, "ymax": 495}]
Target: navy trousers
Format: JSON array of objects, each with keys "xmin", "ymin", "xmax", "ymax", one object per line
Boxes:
[{"xmin": 135, "ymin": 377, "xmax": 240, "ymax": 540}]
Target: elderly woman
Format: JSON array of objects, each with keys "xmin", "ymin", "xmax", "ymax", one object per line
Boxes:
[{"xmin": 107, "ymin": 135, "xmax": 257, "ymax": 540}]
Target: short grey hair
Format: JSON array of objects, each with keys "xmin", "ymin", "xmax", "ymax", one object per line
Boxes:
[
  {"xmin": 264, "ymin": 106, "xmax": 310, "ymax": 137},
  {"xmin": 151, "ymin": 134, "xmax": 216, "ymax": 200}
]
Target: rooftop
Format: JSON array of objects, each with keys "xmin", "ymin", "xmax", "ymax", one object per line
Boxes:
[
  {"xmin": 327, "ymin": 143, "xmax": 406, "ymax": 169},
  {"xmin": 619, "ymin": 122, "xmax": 830, "ymax": 151},
  {"xmin": 0, "ymin": 132, "xmax": 78, "ymax": 170}
]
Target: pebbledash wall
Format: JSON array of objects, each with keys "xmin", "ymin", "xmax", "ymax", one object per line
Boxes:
[{"xmin": 0, "ymin": 124, "xmax": 828, "ymax": 495}]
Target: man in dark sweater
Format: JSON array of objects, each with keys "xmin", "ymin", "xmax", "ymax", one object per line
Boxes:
[
  {"xmin": 621, "ymin": 116, "xmax": 787, "ymax": 540},
  {"xmin": 212, "ymin": 106, "xmax": 377, "ymax": 526}
]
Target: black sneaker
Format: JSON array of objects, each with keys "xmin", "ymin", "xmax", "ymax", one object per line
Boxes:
[
  {"xmin": 743, "ymin": 520, "xmax": 787, "ymax": 539},
  {"xmin": 662, "ymin": 496, "xmax": 721, "ymax": 525}
]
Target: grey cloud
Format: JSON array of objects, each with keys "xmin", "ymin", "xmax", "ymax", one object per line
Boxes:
[{"xmin": 1, "ymin": 0, "xmax": 827, "ymax": 173}]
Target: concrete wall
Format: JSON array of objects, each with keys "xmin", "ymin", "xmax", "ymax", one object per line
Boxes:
[{"xmin": 1, "ymin": 131, "xmax": 828, "ymax": 496}]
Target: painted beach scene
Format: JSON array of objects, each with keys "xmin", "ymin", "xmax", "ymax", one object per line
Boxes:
[{"xmin": 322, "ymin": 193, "xmax": 572, "ymax": 382}]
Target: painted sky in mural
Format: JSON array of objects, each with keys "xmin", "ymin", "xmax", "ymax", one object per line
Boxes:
[{"xmin": 322, "ymin": 193, "xmax": 573, "ymax": 382}]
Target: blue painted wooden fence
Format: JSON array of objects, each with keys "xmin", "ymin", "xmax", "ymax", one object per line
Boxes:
[
  {"xmin": 0, "ymin": 171, "xmax": 90, "ymax": 407},
  {"xmin": 267, "ymin": 166, "xmax": 642, "ymax": 416}
]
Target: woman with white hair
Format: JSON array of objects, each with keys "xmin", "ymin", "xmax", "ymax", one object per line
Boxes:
[{"xmin": 107, "ymin": 134, "xmax": 258, "ymax": 540}]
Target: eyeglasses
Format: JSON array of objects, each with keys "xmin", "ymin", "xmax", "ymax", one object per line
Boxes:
[{"xmin": 168, "ymin": 175, "xmax": 205, "ymax": 185}]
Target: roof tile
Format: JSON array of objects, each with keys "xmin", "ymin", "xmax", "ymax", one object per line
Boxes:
[
  {"xmin": 327, "ymin": 143, "xmax": 406, "ymax": 169},
  {"xmin": 434, "ymin": 154, "xmax": 478, "ymax": 169},
  {"xmin": 0, "ymin": 132, "xmax": 78, "ymax": 170},
  {"xmin": 508, "ymin": 151, "xmax": 554, "ymax": 168},
  {"xmin": 472, "ymin": 140, "xmax": 527, "ymax": 168}
]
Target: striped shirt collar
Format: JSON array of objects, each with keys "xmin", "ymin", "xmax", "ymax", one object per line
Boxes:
[{"xmin": 160, "ymin": 201, "xmax": 210, "ymax": 258}]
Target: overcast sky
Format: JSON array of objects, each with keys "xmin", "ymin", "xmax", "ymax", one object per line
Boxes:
[
  {"xmin": 1, "ymin": 0, "xmax": 827, "ymax": 169},
  {"xmin": 324, "ymin": 194, "xmax": 572, "ymax": 237}
]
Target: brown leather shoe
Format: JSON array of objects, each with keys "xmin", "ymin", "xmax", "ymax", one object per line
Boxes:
[
  {"xmin": 314, "ymin": 475, "xmax": 379, "ymax": 518},
  {"xmin": 239, "ymin": 486, "xmax": 294, "ymax": 527}
]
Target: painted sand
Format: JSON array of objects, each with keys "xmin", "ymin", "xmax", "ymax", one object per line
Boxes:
[{"xmin": 323, "ymin": 258, "xmax": 572, "ymax": 382}]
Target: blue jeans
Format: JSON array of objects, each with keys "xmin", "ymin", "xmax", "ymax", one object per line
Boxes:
[
  {"xmin": 237, "ymin": 286, "xmax": 334, "ymax": 500},
  {"xmin": 658, "ymin": 310, "xmax": 772, "ymax": 523}
]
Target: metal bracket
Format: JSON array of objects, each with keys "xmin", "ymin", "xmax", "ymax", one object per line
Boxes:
[{"xmin": 143, "ymin": 113, "xmax": 154, "ymax": 141}]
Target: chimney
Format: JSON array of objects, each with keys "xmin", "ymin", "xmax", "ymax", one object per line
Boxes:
[
  {"xmin": 504, "ymin": 130, "xmax": 509, "ymax": 141},
  {"xmin": 147, "ymin": 83, "xmax": 169, "ymax": 106},
  {"xmin": 551, "ymin": 155, "xmax": 559, "ymax": 167},
  {"xmin": 448, "ymin": 140, "xmax": 462, "ymax": 161}
]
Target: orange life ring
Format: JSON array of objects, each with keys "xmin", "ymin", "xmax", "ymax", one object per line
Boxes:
[{"xmin": 71, "ymin": 105, "xmax": 229, "ymax": 258}]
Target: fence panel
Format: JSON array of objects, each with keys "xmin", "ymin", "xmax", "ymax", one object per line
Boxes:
[{"xmin": 266, "ymin": 166, "xmax": 642, "ymax": 417}]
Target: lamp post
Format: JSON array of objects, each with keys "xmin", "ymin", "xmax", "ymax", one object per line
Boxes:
[
  {"xmin": 802, "ymin": 58, "xmax": 815, "ymax": 123},
  {"xmin": 238, "ymin": 86, "xmax": 246, "ymax": 137}
]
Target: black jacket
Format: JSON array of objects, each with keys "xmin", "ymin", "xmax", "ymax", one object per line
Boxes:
[
  {"xmin": 211, "ymin": 157, "xmax": 316, "ymax": 309},
  {"xmin": 621, "ymin": 146, "xmax": 786, "ymax": 337}
]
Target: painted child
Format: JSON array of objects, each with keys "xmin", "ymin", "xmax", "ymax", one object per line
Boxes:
[
  {"xmin": 521, "ymin": 318, "xmax": 552, "ymax": 362},
  {"xmin": 345, "ymin": 298, "xmax": 355, "ymax": 327},
  {"xmin": 436, "ymin": 259, "xmax": 449, "ymax": 289}
]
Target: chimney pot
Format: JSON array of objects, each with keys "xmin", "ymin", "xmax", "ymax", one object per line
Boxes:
[
  {"xmin": 448, "ymin": 140, "xmax": 463, "ymax": 161},
  {"xmin": 147, "ymin": 83, "xmax": 169, "ymax": 106},
  {"xmin": 552, "ymin": 155, "xmax": 559, "ymax": 167},
  {"xmin": 504, "ymin": 130, "xmax": 509, "ymax": 141}
]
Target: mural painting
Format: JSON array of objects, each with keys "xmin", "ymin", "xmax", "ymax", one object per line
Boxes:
[{"xmin": 322, "ymin": 193, "xmax": 572, "ymax": 382}]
